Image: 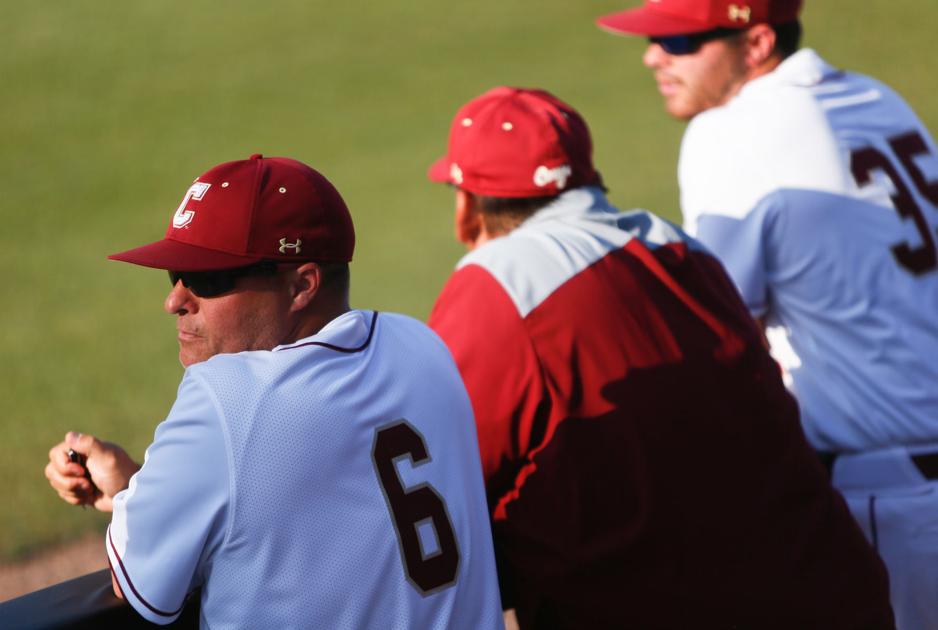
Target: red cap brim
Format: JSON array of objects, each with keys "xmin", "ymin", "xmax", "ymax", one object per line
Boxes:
[
  {"xmin": 108, "ymin": 238, "xmax": 265, "ymax": 271},
  {"xmin": 427, "ymin": 157, "xmax": 453, "ymax": 184},
  {"xmin": 597, "ymin": 7, "xmax": 715, "ymax": 37}
]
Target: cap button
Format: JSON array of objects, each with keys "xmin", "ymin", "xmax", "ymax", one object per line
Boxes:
[{"xmin": 249, "ymin": 153, "xmax": 264, "ymax": 160}]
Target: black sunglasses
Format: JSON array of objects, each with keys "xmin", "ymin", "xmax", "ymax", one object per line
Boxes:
[
  {"xmin": 650, "ymin": 27, "xmax": 743, "ymax": 55},
  {"xmin": 168, "ymin": 260, "xmax": 280, "ymax": 298}
]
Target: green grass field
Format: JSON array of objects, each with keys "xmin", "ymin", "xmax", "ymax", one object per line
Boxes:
[{"xmin": 2, "ymin": 0, "xmax": 936, "ymax": 562}]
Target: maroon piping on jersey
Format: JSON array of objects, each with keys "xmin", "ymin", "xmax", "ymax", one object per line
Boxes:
[
  {"xmin": 108, "ymin": 526, "xmax": 186, "ymax": 618},
  {"xmin": 279, "ymin": 310, "xmax": 379, "ymax": 354},
  {"xmin": 105, "ymin": 312, "xmax": 377, "ymax": 619}
]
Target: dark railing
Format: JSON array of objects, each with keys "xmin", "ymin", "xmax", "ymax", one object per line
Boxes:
[{"xmin": 0, "ymin": 569, "xmax": 199, "ymax": 629}]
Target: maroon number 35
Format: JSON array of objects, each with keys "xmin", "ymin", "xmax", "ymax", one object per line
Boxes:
[{"xmin": 851, "ymin": 130, "xmax": 938, "ymax": 275}]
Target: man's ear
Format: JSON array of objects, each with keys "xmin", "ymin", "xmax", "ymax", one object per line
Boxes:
[
  {"xmin": 455, "ymin": 189, "xmax": 484, "ymax": 249},
  {"xmin": 743, "ymin": 23, "xmax": 778, "ymax": 69},
  {"xmin": 289, "ymin": 262, "xmax": 322, "ymax": 312}
]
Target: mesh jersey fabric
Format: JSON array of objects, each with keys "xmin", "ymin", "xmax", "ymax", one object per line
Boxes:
[{"xmin": 107, "ymin": 310, "xmax": 502, "ymax": 629}]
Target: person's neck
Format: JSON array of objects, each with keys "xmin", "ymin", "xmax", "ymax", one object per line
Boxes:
[
  {"xmin": 285, "ymin": 302, "xmax": 352, "ymax": 345},
  {"xmin": 746, "ymin": 54, "xmax": 784, "ymax": 85}
]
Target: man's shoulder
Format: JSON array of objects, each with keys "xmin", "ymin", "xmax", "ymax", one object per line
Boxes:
[
  {"xmin": 680, "ymin": 51, "xmax": 856, "ymax": 222},
  {"xmin": 451, "ymin": 189, "xmax": 636, "ymax": 318},
  {"xmin": 369, "ymin": 311, "xmax": 454, "ymax": 355},
  {"xmin": 189, "ymin": 310, "xmax": 393, "ymax": 380},
  {"xmin": 686, "ymin": 48, "xmax": 903, "ymax": 150},
  {"xmin": 686, "ymin": 58, "xmax": 830, "ymax": 148}
]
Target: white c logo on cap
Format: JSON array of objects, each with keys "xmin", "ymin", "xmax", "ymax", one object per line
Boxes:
[{"xmin": 172, "ymin": 182, "xmax": 211, "ymax": 229}]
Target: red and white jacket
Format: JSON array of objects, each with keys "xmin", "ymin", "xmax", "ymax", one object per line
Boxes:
[{"xmin": 429, "ymin": 186, "xmax": 891, "ymax": 629}]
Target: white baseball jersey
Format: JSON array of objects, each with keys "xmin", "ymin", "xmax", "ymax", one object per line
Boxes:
[
  {"xmin": 679, "ymin": 48, "xmax": 938, "ymax": 453},
  {"xmin": 106, "ymin": 310, "xmax": 502, "ymax": 629}
]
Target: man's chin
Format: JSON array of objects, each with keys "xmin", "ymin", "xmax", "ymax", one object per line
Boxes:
[
  {"xmin": 178, "ymin": 346, "xmax": 210, "ymax": 368},
  {"xmin": 663, "ymin": 97, "xmax": 697, "ymax": 121}
]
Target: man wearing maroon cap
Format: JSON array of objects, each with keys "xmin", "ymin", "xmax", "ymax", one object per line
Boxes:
[
  {"xmin": 43, "ymin": 155, "xmax": 503, "ymax": 628},
  {"xmin": 599, "ymin": 3, "xmax": 938, "ymax": 627},
  {"xmin": 426, "ymin": 87, "xmax": 893, "ymax": 629}
]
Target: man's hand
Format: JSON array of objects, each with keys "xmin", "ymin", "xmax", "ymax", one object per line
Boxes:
[{"xmin": 45, "ymin": 431, "xmax": 141, "ymax": 512}]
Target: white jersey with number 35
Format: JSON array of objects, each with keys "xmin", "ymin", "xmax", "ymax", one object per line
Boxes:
[
  {"xmin": 106, "ymin": 310, "xmax": 502, "ymax": 629},
  {"xmin": 679, "ymin": 49, "xmax": 938, "ymax": 453}
]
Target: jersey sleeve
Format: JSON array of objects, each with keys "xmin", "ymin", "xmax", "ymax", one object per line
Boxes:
[
  {"xmin": 692, "ymin": 195, "xmax": 781, "ymax": 317},
  {"xmin": 106, "ymin": 370, "xmax": 229, "ymax": 625},
  {"xmin": 428, "ymin": 265, "xmax": 546, "ymax": 507}
]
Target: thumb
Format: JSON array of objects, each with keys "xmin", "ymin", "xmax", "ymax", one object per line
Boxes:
[{"xmin": 65, "ymin": 431, "xmax": 99, "ymax": 457}]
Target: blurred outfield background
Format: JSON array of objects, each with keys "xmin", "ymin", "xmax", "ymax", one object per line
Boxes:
[{"xmin": 2, "ymin": 0, "xmax": 936, "ymax": 562}]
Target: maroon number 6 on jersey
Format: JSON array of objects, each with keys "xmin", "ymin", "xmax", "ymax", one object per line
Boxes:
[{"xmin": 372, "ymin": 420, "xmax": 460, "ymax": 595}]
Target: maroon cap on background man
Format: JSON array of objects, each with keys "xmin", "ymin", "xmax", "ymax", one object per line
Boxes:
[
  {"xmin": 597, "ymin": 0, "xmax": 803, "ymax": 37},
  {"xmin": 428, "ymin": 87, "xmax": 600, "ymax": 198},
  {"xmin": 109, "ymin": 154, "xmax": 355, "ymax": 271}
]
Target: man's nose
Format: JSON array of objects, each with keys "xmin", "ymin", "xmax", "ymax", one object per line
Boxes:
[
  {"xmin": 164, "ymin": 280, "xmax": 197, "ymax": 315},
  {"xmin": 643, "ymin": 42, "xmax": 669, "ymax": 68}
]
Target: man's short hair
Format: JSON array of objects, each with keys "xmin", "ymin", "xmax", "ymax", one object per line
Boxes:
[
  {"xmin": 319, "ymin": 261, "xmax": 350, "ymax": 298},
  {"xmin": 772, "ymin": 20, "xmax": 802, "ymax": 59},
  {"xmin": 475, "ymin": 194, "xmax": 559, "ymax": 233},
  {"xmin": 472, "ymin": 171, "xmax": 607, "ymax": 232}
]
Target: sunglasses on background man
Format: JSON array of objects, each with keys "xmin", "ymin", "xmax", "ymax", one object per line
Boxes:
[{"xmin": 650, "ymin": 27, "xmax": 743, "ymax": 55}]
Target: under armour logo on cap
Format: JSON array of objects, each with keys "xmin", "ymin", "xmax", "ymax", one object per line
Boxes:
[
  {"xmin": 728, "ymin": 4, "xmax": 752, "ymax": 22},
  {"xmin": 597, "ymin": 0, "xmax": 803, "ymax": 37},
  {"xmin": 279, "ymin": 238, "xmax": 302, "ymax": 254}
]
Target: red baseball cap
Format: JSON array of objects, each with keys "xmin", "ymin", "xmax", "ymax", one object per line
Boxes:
[
  {"xmin": 428, "ymin": 87, "xmax": 600, "ymax": 198},
  {"xmin": 109, "ymin": 154, "xmax": 354, "ymax": 271},
  {"xmin": 597, "ymin": 0, "xmax": 803, "ymax": 37}
]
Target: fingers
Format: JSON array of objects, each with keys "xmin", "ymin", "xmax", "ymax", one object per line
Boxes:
[
  {"xmin": 44, "ymin": 455, "xmax": 90, "ymax": 491},
  {"xmin": 46, "ymin": 440, "xmax": 90, "ymax": 478},
  {"xmin": 48, "ymin": 431, "xmax": 136, "ymax": 511},
  {"xmin": 65, "ymin": 431, "xmax": 98, "ymax": 458},
  {"xmin": 46, "ymin": 433, "xmax": 99, "ymax": 507},
  {"xmin": 44, "ymin": 458, "xmax": 97, "ymax": 505},
  {"xmin": 56, "ymin": 487, "xmax": 92, "ymax": 506}
]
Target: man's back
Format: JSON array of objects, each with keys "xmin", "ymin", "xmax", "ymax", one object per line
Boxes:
[
  {"xmin": 679, "ymin": 48, "xmax": 938, "ymax": 453},
  {"xmin": 430, "ymin": 187, "xmax": 891, "ymax": 628},
  {"xmin": 107, "ymin": 310, "xmax": 502, "ymax": 628}
]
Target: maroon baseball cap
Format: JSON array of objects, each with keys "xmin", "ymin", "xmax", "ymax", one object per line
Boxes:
[
  {"xmin": 597, "ymin": 0, "xmax": 803, "ymax": 37},
  {"xmin": 428, "ymin": 87, "xmax": 600, "ymax": 198},
  {"xmin": 109, "ymin": 154, "xmax": 354, "ymax": 271}
]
